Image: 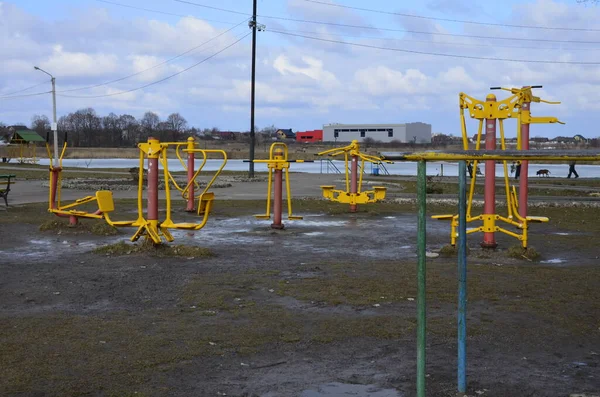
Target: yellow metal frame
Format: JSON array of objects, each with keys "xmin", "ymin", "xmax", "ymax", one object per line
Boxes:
[
  {"xmin": 253, "ymin": 142, "xmax": 303, "ymax": 221},
  {"xmin": 46, "ymin": 138, "xmax": 226, "ymax": 245},
  {"xmin": 436, "ymin": 87, "xmax": 560, "ymax": 248},
  {"xmin": 317, "ymin": 140, "xmax": 391, "ymax": 205}
]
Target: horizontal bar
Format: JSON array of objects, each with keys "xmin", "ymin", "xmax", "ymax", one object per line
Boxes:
[
  {"xmin": 243, "ymin": 160, "xmax": 315, "ymax": 163},
  {"xmin": 380, "ymin": 150, "xmax": 600, "ymax": 162}
]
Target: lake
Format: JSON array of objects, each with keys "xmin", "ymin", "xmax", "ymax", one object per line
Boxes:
[{"xmin": 37, "ymin": 158, "xmax": 600, "ymax": 178}]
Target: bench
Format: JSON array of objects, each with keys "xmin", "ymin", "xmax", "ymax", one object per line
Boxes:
[{"xmin": 0, "ymin": 174, "xmax": 16, "ymax": 206}]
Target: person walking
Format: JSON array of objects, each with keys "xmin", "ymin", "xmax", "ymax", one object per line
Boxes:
[
  {"xmin": 567, "ymin": 161, "xmax": 579, "ymax": 178},
  {"xmin": 514, "ymin": 162, "xmax": 521, "ymax": 180}
]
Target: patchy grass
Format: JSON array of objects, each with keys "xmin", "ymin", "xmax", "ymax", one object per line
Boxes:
[
  {"xmin": 93, "ymin": 241, "xmax": 214, "ymax": 258},
  {"xmin": 439, "ymin": 244, "xmax": 458, "ymax": 257},
  {"xmin": 2, "ymin": 260, "xmax": 599, "ymax": 395},
  {"xmin": 39, "ymin": 218, "xmax": 119, "ymax": 236},
  {"xmin": 507, "ymin": 245, "xmax": 541, "ymax": 261},
  {"xmin": 89, "ymin": 222, "xmax": 119, "ymax": 236}
]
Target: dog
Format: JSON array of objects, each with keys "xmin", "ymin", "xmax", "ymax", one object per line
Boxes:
[{"xmin": 536, "ymin": 169, "xmax": 550, "ymax": 177}]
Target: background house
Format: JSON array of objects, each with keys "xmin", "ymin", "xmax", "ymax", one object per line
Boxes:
[{"xmin": 276, "ymin": 129, "xmax": 295, "ymax": 140}]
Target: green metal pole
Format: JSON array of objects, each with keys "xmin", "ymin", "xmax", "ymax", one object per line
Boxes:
[
  {"xmin": 417, "ymin": 160, "xmax": 427, "ymax": 397},
  {"xmin": 458, "ymin": 160, "xmax": 468, "ymax": 395}
]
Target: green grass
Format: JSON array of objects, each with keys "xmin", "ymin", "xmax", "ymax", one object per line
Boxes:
[
  {"xmin": 39, "ymin": 218, "xmax": 120, "ymax": 236},
  {"xmin": 507, "ymin": 245, "xmax": 541, "ymax": 261},
  {"xmin": 93, "ymin": 241, "xmax": 214, "ymax": 257}
]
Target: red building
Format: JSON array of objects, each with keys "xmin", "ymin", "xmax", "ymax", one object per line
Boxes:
[{"xmin": 296, "ymin": 130, "xmax": 323, "ymax": 143}]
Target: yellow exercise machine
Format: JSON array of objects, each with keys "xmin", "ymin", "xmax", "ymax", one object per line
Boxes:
[
  {"xmin": 317, "ymin": 140, "xmax": 390, "ymax": 212},
  {"xmin": 433, "ymin": 86, "xmax": 563, "ymax": 248},
  {"xmin": 46, "ymin": 137, "xmax": 226, "ymax": 244},
  {"xmin": 253, "ymin": 142, "xmax": 304, "ymax": 229}
]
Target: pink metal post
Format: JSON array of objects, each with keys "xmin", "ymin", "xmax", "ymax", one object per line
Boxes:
[
  {"xmin": 519, "ymin": 98, "xmax": 530, "ymax": 218},
  {"xmin": 147, "ymin": 138, "xmax": 159, "ymax": 228},
  {"xmin": 49, "ymin": 168, "xmax": 59, "ymax": 210},
  {"xmin": 186, "ymin": 137, "xmax": 195, "ymax": 212},
  {"xmin": 271, "ymin": 168, "xmax": 284, "ymax": 229},
  {"xmin": 50, "ymin": 167, "xmax": 77, "ymax": 225},
  {"xmin": 482, "ymin": 94, "xmax": 498, "ymax": 249},
  {"xmin": 350, "ymin": 155, "xmax": 358, "ymax": 213}
]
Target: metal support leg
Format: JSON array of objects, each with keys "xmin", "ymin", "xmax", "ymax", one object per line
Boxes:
[
  {"xmin": 458, "ymin": 161, "xmax": 468, "ymax": 395},
  {"xmin": 417, "ymin": 160, "xmax": 427, "ymax": 397}
]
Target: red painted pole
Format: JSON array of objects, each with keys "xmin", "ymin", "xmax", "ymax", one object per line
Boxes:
[
  {"xmin": 481, "ymin": 94, "xmax": 498, "ymax": 249},
  {"xmin": 186, "ymin": 137, "xmax": 195, "ymax": 212},
  {"xmin": 50, "ymin": 166, "xmax": 77, "ymax": 225},
  {"xmin": 147, "ymin": 138, "xmax": 159, "ymax": 233},
  {"xmin": 350, "ymin": 154, "xmax": 358, "ymax": 213},
  {"xmin": 271, "ymin": 168, "xmax": 284, "ymax": 229},
  {"xmin": 519, "ymin": 98, "xmax": 530, "ymax": 219},
  {"xmin": 49, "ymin": 168, "xmax": 59, "ymax": 209}
]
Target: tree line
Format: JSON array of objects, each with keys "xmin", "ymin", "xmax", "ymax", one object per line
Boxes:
[
  {"xmin": 29, "ymin": 109, "xmax": 192, "ymax": 147},
  {"xmin": 0, "ymin": 108, "xmax": 284, "ymax": 147}
]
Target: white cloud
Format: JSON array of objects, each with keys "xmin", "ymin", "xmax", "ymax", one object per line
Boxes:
[
  {"xmin": 273, "ymin": 55, "xmax": 339, "ymax": 88},
  {"xmin": 354, "ymin": 66, "xmax": 430, "ymax": 96},
  {"xmin": 41, "ymin": 45, "xmax": 119, "ymax": 77}
]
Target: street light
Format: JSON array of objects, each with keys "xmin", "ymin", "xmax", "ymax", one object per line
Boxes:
[{"xmin": 34, "ymin": 66, "xmax": 58, "ymax": 165}]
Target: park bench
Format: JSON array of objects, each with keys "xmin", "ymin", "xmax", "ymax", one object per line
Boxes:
[{"xmin": 0, "ymin": 174, "xmax": 16, "ymax": 206}]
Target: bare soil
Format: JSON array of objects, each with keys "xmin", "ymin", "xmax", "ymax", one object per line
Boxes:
[{"xmin": 0, "ymin": 200, "xmax": 599, "ymax": 397}]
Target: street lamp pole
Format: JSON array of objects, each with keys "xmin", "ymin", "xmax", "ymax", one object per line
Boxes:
[{"xmin": 34, "ymin": 66, "xmax": 58, "ymax": 165}]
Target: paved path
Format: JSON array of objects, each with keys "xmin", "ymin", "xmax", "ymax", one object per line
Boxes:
[
  {"xmin": 0, "ymin": 165, "xmax": 131, "ymax": 176},
  {"xmin": 3, "ymin": 173, "xmax": 342, "ymax": 205}
]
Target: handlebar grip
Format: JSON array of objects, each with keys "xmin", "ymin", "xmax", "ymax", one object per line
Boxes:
[
  {"xmin": 46, "ymin": 130, "xmax": 50, "ymax": 143},
  {"xmin": 489, "ymin": 87, "xmax": 501, "ymax": 90},
  {"xmin": 531, "ymin": 85, "xmax": 543, "ymax": 88}
]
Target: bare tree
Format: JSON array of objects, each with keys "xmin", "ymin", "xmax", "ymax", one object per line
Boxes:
[
  {"xmin": 117, "ymin": 114, "xmax": 139, "ymax": 146},
  {"xmin": 166, "ymin": 113, "xmax": 188, "ymax": 133},
  {"xmin": 363, "ymin": 137, "xmax": 376, "ymax": 148},
  {"xmin": 31, "ymin": 114, "xmax": 50, "ymax": 138},
  {"xmin": 102, "ymin": 113, "xmax": 120, "ymax": 147},
  {"xmin": 140, "ymin": 111, "xmax": 160, "ymax": 140}
]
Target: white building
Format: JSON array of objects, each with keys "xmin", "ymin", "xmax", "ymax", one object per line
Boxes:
[{"xmin": 322, "ymin": 122, "xmax": 432, "ymax": 143}]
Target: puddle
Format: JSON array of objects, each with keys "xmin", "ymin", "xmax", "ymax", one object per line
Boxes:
[
  {"xmin": 554, "ymin": 232, "xmax": 571, "ymax": 236},
  {"xmin": 0, "ymin": 238, "xmax": 122, "ymax": 260},
  {"xmin": 541, "ymin": 258, "xmax": 564, "ymax": 264},
  {"xmin": 30, "ymin": 239, "xmax": 53, "ymax": 245},
  {"xmin": 304, "ymin": 232, "xmax": 325, "ymax": 236},
  {"xmin": 300, "ymin": 383, "xmax": 402, "ymax": 397}
]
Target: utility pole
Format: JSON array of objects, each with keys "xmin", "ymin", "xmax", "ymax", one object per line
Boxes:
[
  {"xmin": 34, "ymin": 66, "xmax": 58, "ymax": 165},
  {"xmin": 248, "ymin": 0, "xmax": 257, "ymax": 178}
]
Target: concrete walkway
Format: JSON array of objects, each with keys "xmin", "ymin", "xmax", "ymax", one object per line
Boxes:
[{"xmin": 3, "ymin": 173, "xmax": 342, "ymax": 205}]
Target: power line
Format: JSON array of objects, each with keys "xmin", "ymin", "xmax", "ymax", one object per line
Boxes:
[
  {"xmin": 57, "ymin": 33, "xmax": 250, "ymax": 99},
  {"xmin": 269, "ymin": 30, "xmax": 600, "ymax": 65},
  {"xmin": 0, "ymin": 91, "xmax": 52, "ymax": 100},
  {"xmin": 57, "ymin": 19, "xmax": 249, "ymax": 93},
  {"xmin": 276, "ymin": 27, "xmax": 600, "ymax": 52},
  {"xmin": 263, "ymin": 16, "xmax": 600, "ymax": 45},
  {"xmin": 302, "ymin": 0, "xmax": 600, "ymax": 32},
  {"xmin": 174, "ymin": 0, "xmax": 600, "ymax": 44},
  {"xmin": 0, "ymin": 81, "xmax": 50, "ymax": 97},
  {"xmin": 95, "ymin": 0, "xmax": 238, "ymax": 24},
  {"xmin": 173, "ymin": 0, "xmax": 251, "ymax": 16}
]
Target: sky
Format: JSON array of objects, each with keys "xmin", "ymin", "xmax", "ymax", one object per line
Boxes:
[{"xmin": 2, "ymin": 0, "xmax": 600, "ymax": 138}]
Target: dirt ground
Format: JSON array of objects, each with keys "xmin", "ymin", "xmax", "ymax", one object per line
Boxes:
[{"xmin": 1, "ymin": 194, "xmax": 599, "ymax": 397}]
